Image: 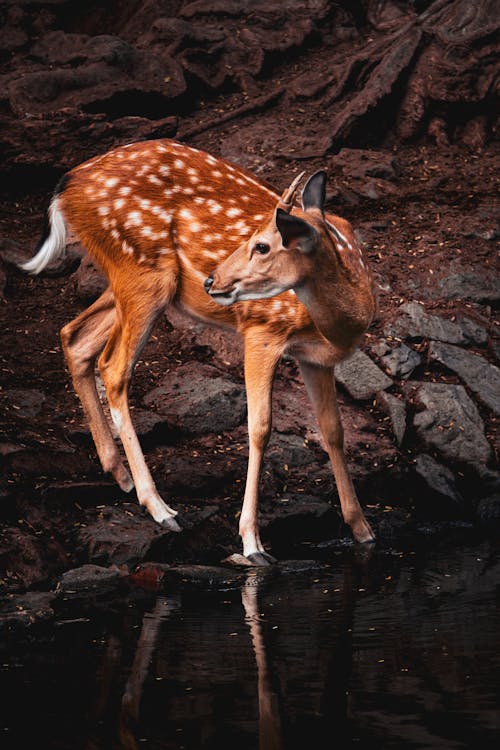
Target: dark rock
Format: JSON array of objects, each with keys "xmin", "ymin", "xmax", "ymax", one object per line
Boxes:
[
  {"xmin": 335, "ymin": 349, "xmax": 392, "ymax": 400},
  {"xmin": 261, "ymin": 495, "xmax": 342, "ymax": 552},
  {"xmin": 491, "ymin": 340, "xmax": 500, "ymax": 363},
  {"xmin": 376, "ymin": 391, "xmax": 406, "ymax": 445},
  {"xmin": 72, "ymin": 255, "xmax": 108, "ymax": 303},
  {"xmin": 58, "ymin": 563, "xmax": 126, "ymax": 595},
  {"xmin": 0, "ymin": 591, "xmax": 55, "ymax": 629},
  {"xmin": 476, "ymin": 494, "xmax": 500, "ymax": 530},
  {"xmin": 386, "ymin": 301, "xmax": 487, "ymax": 345},
  {"xmin": 429, "ymin": 341, "xmax": 500, "ymax": 414},
  {"xmin": 78, "ymin": 506, "xmax": 172, "ymax": 567},
  {"xmin": 2, "ymin": 388, "xmax": 45, "ymax": 419},
  {"xmin": 333, "ymin": 148, "xmax": 400, "ymax": 181},
  {"xmin": 267, "ymin": 433, "xmax": 316, "ymax": 473},
  {"xmin": 413, "ymin": 382, "xmax": 491, "ymax": 466},
  {"xmin": 437, "ymin": 269, "xmax": 500, "ymax": 305},
  {"xmin": 0, "ymin": 258, "xmax": 6, "ymax": 298},
  {"xmin": 143, "ymin": 363, "xmax": 246, "ymax": 434},
  {"xmin": 381, "ymin": 343, "xmax": 421, "ymax": 378},
  {"xmin": 414, "ymin": 454, "xmax": 462, "ymax": 505}
]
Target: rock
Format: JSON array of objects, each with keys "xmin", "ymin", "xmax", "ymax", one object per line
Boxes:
[
  {"xmin": 475, "ymin": 494, "xmax": 500, "ymax": 530},
  {"xmin": 380, "ymin": 343, "xmax": 421, "ymax": 378},
  {"xmin": 78, "ymin": 506, "xmax": 172, "ymax": 567},
  {"xmin": 73, "ymin": 255, "xmax": 108, "ymax": 303},
  {"xmin": 58, "ymin": 564, "xmax": 126, "ymax": 595},
  {"xmin": 335, "ymin": 349, "xmax": 392, "ymax": 400},
  {"xmin": 491, "ymin": 340, "xmax": 500, "ymax": 363},
  {"xmin": 143, "ymin": 363, "xmax": 246, "ymax": 434},
  {"xmin": 0, "ymin": 258, "xmax": 6, "ymax": 298},
  {"xmin": 261, "ymin": 495, "xmax": 342, "ymax": 550},
  {"xmin": 0, "ymin": 591, "xmax": 55, "ymax": 628},
  {"xmin": 437, "ymin": 269, "xmax": 500, "ymax": 305},
  {"xmin": 385, "ymin": 301, "xmax": 487, "ymax": 345},
  {"xmin": 414, "ymin": 454, "xmax": 462, "ymax": 505},
  {"xmin": 429, "ymin": 341, "xmax": 500, "ymax": 414},
  {"xmin": 267, "ymin": 433, "xmax": 316, "ymax": 472},
  {"xmin": 333, "ymin": 148, "xmax": 400, "ymax": 181},
  {"xmin": 2, "ymin": 388, "xmax": 45, "ymax": 419},
  {"xmin": 413, "ymin": 382, "xmax": 491, "ymax": 466},
  {"xmin": 376, "ymin": 391, "xmax": 406, "ymax": 445}
]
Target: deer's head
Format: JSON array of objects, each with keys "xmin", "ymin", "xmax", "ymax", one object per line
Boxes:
[{"xmin": 204, "ymin": 170, "xmax": 340, "ymax": 306}]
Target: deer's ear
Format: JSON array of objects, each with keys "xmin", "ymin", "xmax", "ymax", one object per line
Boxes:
[
  {"xmin": 301, "ymin": 170, "xmax": 327, "ymax": 214},
  {"xmin": 275, "ymin": 208, "xmax": 317, "ymax": 254}
]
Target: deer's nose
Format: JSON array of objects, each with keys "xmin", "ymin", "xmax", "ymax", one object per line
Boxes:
[{"xmin": 204, "ymin": 275, "xmax": 214, "ymax": 293}]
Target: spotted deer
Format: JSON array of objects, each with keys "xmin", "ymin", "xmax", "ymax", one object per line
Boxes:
[{"xmin": 22, "ymin": 139, "xmax": 376, "ymax": 564}]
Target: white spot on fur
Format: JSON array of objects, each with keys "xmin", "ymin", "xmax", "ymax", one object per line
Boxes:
[
  {"xmin": 122, "ymin": 240, "xmax": 134, "ymax": 255},
  {"xmin": 159, "ymin": 247, "xmax": 173, "ymax": 255},
  {"xmin": 114, "ymin": 198, "xmax": 125, "ymax": 210},
  {"xmin": 208, "ymin": 202, "xmax": 222, "ymax": 214},
  {"xmin": 253, "ymin": 214, "xmax": 264, "ymax": 221},
  {"xmin": 126, "ymin": 211, "xmax": 142, "ymax": 227},
  {"xmin": 212, "ymin": 170, "xmax": 222, "ymax": 178},
  {"xmin": 105, "ymin": 178, "xmax": 118, "ymax": 188},
  {"xmin": 180, "ymin": 208, "xmax": 193, "ymax": 220},
  {"xmin": 227, "ymin": 207, "xmax": 241, "ymax": 218},
  {"xmin": 174, "ymin": 159, "xmax": 185, "ymax": 169},
  {"xmin": 98, "ymin": 206, "xmax": 109, "ymax": 216},
  {"xmin": 159, "ymin": 165, "xmax": 170, "ymax": 176},
  {"xmin": 148, "ymin": 175, "xmax": 162, "ymax": 186},
  {"xmin": 119, "ymin": 186, "xmax": 131, "ymax": 196}
]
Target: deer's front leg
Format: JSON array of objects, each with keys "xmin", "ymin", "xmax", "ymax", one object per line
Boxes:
[
  {"xmin": 298, "ymin": 361, "xmax": 375, "ymax": 544},
  {"xmin": 240, "ymin": 330, "xmax": 285, "ymax": 565}
]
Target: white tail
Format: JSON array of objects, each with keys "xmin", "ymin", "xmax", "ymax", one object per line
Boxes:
[
  {"xmin": 22, "ymin": 138, "xmax": 377, "ymax": 564},
  {"xmin": 21, "ymin": 197, "xmax": 67, "ymax": 274}
]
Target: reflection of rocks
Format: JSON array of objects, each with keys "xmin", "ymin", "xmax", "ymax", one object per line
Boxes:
[
  {"xmin": 261, "ymin": 495, "xmax": 342, "ymax": 551},
  {"xmin": 0, "ymin": 591, "xmax": 55, "ymax": 629},
  {"xmin": 413, "ymin": 382, "xmax": 491, "ymax": 466},
  {"xmin": 143, "ymin": 363, "xmax": 246, "ymax": 434},
  {"xmin": 386, "ymin": 301, "xmax": 487, "ymax": 345},
  {"xmin": 335, "ymin": 349, "xmax": 392, "ymax": 400},
  {"xmin": 429, "ymin": 341, "xmax": 500, "ymax": 414}
]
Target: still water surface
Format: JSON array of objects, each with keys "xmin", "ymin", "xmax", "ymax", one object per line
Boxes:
[{"xmin": 1, "ymin": 541, "xmax": 499, "ymax": 749}]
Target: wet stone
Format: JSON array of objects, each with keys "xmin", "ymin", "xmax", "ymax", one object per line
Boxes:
[
  {"xmin": 429, "ymin": 341, "xmax": 500, "ymax": 414},
  {"xmin": 72, "ymin": 255, "xmax": 107, "ymax": 303},
  {"xmin": 143, "ymin": 363, "xmax": 246, "ymax": 434},
  {"xmin": 413, "ymin": 382, "xmax": 491, "ymax": 467},
  {"xmin": 335, "ymin": 349, "xmax": 392, "ymax": 400},
  {"xmin": 59, "ymin": 564, "xmax": 126, "ymax": 596},
  {"xmin": 376, "ymin": 391, "xmax": 406, "ymax": 445},
  {"xmin": 385, "ymin": 301, "xmax": 487, "ymax": 345},
  {"xmin": 415, "ymin": 454, "xmax": 462, "ymax": 505},
  {"xmin": 267, "ymin": 433, "xmax": 316, "ymax": 472}
]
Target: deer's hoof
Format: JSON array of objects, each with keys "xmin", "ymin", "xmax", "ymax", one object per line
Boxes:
[
  {"xmin": 160, "ymin": 516, "xmax": 182, "ymax": 533},
  {"xmin": 245, "ymin": 551, "xmax": 276, "ymax": 566}
]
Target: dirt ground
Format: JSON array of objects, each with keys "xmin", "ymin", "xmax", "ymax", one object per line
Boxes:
[{"xmin": 0, "ymin": 1, "xmax": 498, "ymax": 593}]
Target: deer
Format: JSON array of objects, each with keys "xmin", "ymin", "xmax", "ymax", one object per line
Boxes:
[{"xmin": 21, "ymin": 138, "xmax": 377, "ymax": 565}]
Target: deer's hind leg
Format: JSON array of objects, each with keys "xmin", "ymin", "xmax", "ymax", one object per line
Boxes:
[
  {"xmin": 97, "ymin": 270, "xmax": 180, "ymax": 530},
  {"xmin": 61, "ymin": 286, "xmax": 134, "ymax": 491}
]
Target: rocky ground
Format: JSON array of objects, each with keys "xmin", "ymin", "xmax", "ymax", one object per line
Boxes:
[{"xmin": 0, "ymin": 1, "xmax": 499, "ymax": 610}]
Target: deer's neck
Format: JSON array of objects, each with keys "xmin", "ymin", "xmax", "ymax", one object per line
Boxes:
[{"xmin": 295, "ymin": 269, "xmax": 371, "ymax": 351}]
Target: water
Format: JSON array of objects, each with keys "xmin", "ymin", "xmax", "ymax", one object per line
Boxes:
[{"xmin": 1, "ymin": 541, "xmax": 499, "ymax": 749}]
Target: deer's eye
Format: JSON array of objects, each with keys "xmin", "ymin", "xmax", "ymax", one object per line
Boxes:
[{"xmin": 254, "ymin": 242, "xmax": 270, "ymax": 255}]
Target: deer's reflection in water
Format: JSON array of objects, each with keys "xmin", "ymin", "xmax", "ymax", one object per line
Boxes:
[{"xmin": 85, "ymin": 558, "xmax": 365, "ymax": 749}]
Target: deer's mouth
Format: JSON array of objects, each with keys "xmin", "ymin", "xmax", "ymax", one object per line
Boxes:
[{"xmin": 208, "ymin": 285, "xmax": 239, "ymax": 306}]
